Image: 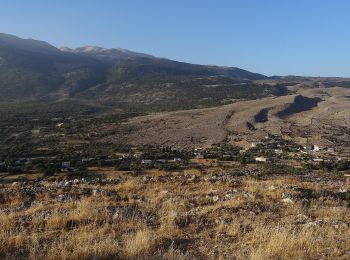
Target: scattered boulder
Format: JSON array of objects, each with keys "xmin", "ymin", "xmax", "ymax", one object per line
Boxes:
[{"xmin": 281, "ymin": 198, "xmax": 294, "ymax": 204}]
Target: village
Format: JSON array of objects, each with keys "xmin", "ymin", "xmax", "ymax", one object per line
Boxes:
[{"xmin": 1, "ymin": 131, "xmax": 349, "ymax": 178}]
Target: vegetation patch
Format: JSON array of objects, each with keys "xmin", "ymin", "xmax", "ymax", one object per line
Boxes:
[{"xmin": 277, "ymin": 95, "xmax": 322, "ymax": 118}]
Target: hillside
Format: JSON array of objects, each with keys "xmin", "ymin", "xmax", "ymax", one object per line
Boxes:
[
  {"xmin": 0, "ymin": 33, "xmax": 270, "ymax": 111},
  {"xmin": 0, "ymin": 33, "xmax": 110, "ymax": 100}
]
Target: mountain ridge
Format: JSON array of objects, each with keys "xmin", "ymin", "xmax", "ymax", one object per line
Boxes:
[
  {"xmin": 59, "ymin": 45, "xmax": 155, "ymax": 62},
  {"xmin": 0, "ymin": 33, "xmax": 275, "ymax": 112}
]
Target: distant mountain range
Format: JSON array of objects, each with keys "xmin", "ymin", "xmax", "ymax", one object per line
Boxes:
[{"xmin": 0, "ymin": 33, "xmax": 274, "ymax": 111}]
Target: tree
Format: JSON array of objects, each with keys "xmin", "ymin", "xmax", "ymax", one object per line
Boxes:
[{"xmin": 36, "ymin": 163, "xmax": 57, "ymax": 177}]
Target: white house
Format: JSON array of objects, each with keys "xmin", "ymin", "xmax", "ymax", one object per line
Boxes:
[
  {"xmin": 195, "ymin": 154, "xmax": 204, "ymax": 159},
  {"xmin": 327, "ymin": 147, "xmax": 335, "ymax": 153},
  {"xmin": 141, "ymin": 160, "xmax": 153, "ymax": 166},
  {"xmin": 62, "ymin": 161, "xmax": 70, "ymax": 168},
  {"xmin": 312, "ymin": 145, "xmax": 320, "ymax": 152},
  {"xmin": 255, "ymin": 157, "xmax": 267, "ymax": 163},
  {"xmin": 274, "ymin": 149, "xmax": 283, "ymax": 154}
]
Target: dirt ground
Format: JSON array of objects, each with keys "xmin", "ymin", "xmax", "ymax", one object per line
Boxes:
[{"xmin": 109, "ymin": 86, "xmax": 350, "ymax": 153}]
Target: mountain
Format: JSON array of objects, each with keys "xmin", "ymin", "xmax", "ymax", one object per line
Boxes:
[
  {"xmin": 0, "ymin": 33, "xmax": 111, "ymax": 100},
  {"xmin": 0, "ymin": 33, "xmax": 60, "ymax": 55},
  {"xmin": 107, "ymin": 57, "xmax": 266, "ymax": 82},
  {"xmin": 0, "ymin": 33, "xmax": 271, "ymax": 111},
  {"xmin": 60, "ymin": 46, "xmax": 155, "ymax": 62}
]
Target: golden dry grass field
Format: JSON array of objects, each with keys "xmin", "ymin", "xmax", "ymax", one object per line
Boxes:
[{"xmin": 1, "ymin": 166, "xmax": 350, "ymax": 259}]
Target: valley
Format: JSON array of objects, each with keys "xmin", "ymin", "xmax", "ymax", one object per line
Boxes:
[{"xmin": 0, "ymin": 33, "xmax": 350, "ymax": 260}]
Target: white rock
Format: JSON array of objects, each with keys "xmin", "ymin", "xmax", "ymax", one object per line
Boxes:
[
  {"xmin": 212, "ymin": 195, "xmax": 219, "ymax": 202},
  {"xmin": 268, "ymin": 185, "xmax": 277, "ymax": 191},
  {"xmin": 281, "ymin": 198, "xmax": 294, "ymax": 204},
  {"xmin": 304, "ymin": 221, "xmax": 319, "ymax": 228}
]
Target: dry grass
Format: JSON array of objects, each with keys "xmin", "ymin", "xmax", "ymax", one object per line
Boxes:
[
  {"xmin": 1, "ymin": 168, "xmax": 350, "ymax": 259},
  {"xmin": 249, "ymin": 224, "xmax": 345, "ymax": 259},
  {"xmin": 124, "ymin": 229, "xmax": 156, "ymax": 258}
]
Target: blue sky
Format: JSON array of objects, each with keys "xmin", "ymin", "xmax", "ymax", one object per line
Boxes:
[{"xmin": 1, "ymin": 0, "xmax": 350, "ymax": 76}]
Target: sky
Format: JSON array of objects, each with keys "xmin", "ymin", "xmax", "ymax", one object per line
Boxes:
[{"xmin": 1, "ymin": 0, "xmax": 350, "ymax": 77}]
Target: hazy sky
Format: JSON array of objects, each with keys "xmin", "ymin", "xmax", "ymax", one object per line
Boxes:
[{"xmin": 1, "ymin": 0, "xmax": 350, "ymax": 76}]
